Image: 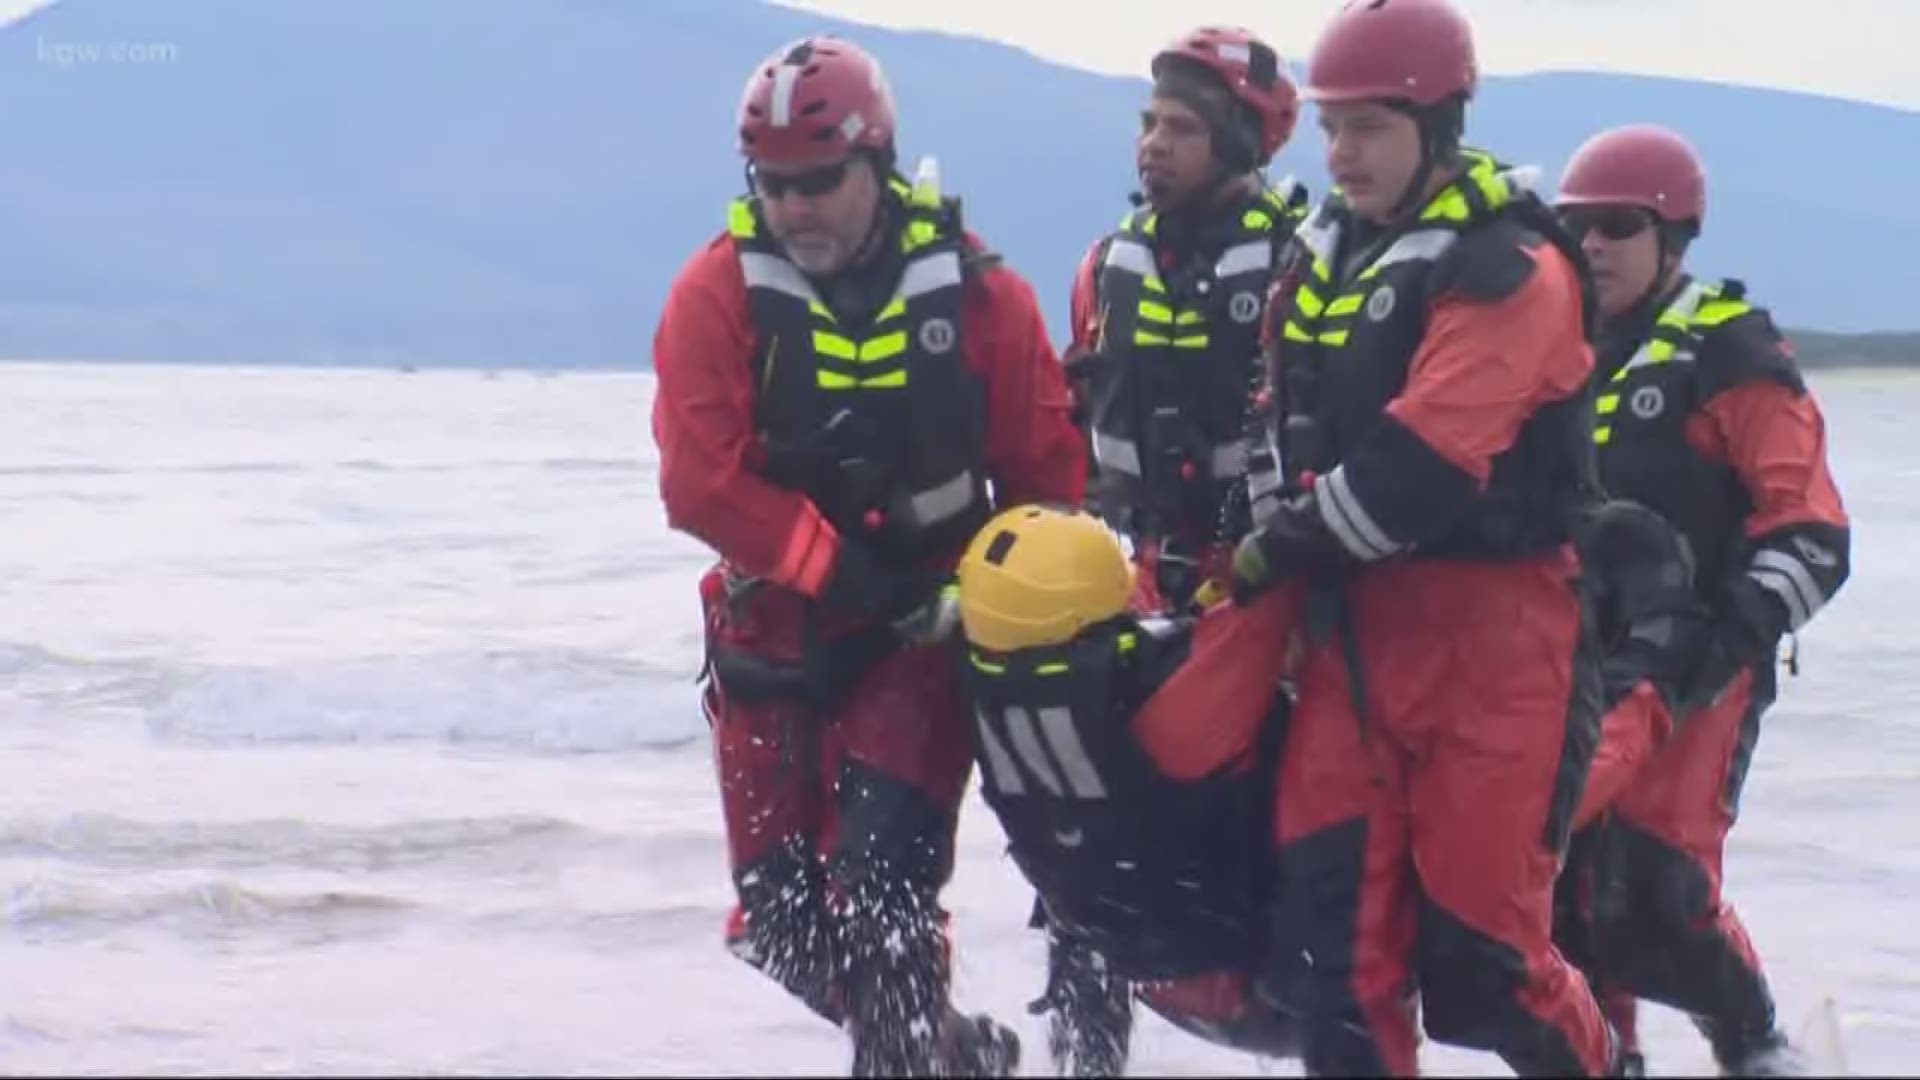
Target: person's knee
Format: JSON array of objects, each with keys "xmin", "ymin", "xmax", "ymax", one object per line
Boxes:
[
  {"xmin": 828, "ymin": 760, "xmax": 957, "ymax": 899},
  {"xmin": 1415, "ymin": 897, "xmax": 1532, "ymax": 1049},
  {"xmin": 1590, "ymin": 823, "xmax": 1715, "ymax": 950}
]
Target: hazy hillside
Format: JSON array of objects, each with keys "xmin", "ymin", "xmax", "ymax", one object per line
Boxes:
[{"xmin": 2, "ymin": 0, "xmax": 1916, "ymax": 367}]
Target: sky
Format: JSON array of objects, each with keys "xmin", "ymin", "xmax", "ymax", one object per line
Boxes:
[
  {"xmin": 0, "ymin": 0, "xmax": 1908, "ymax": 111},
  {"xmin": 776, "ymin": 0, "xmax": 1919, "ymax": 113}
]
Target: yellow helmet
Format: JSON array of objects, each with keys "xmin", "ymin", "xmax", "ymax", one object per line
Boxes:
[{"xmin": 956, "ymin": 504, "xmax": 1135, "ymax": 653}]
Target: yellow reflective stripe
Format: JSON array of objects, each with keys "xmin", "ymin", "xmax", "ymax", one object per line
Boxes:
[
  {"xmin": 817, "ymin": 368, "xmax": 906, "ymax": 389},
  {"xmin": 1417, "ymin": 153, "xmax": 1512, "ymax": 223},
  {"xmin": 875, "ymin": 297, "xmax": 906, "ymax": 324},
  {"xmin": 1597, "ymin": 393, "xmax": 1621, "ymax": 416},
  {"xmin": 1649, "ymin": 339, "xmax": 1677, "ymax": 363},
  {"xmin": 1327, "ymin": 294, "xmax": 1364, "ymax": 318},
  {"xmin": 1174, "ymin": 310, "xmax": 1205, "ymax": 326},
  {"xmin": 1034, "ymin": 661, "xmax": 1070, "ymax": 676},
  {"xmin": 1243, "ymin": 209, "xmax": 1273, "ymax": 231},
  {"xmin": 1117, "ymin": 632, "xmax": 1137, "ymax": 654},
  {"xmin": 971, "ymin": 654, "xmax": 1006, "ymax": 675},
  {"xmin": 1142, "ymin": 276, "xmax": 1166, "ymax": 294},
  {"xmin": 1318, "ymin": 329, "xmax": 1349, "ymax": 346},
  {"xmin": 1594, "ymin": 426, "xmax": 1614, "ymax": 445},
  {"xmin": 1136, "ymin": 331, "xmax": 1170, "ymax": 345},
  {"xmin": 1295, "ymin": 286, "xmax": 1327, "ymax": 318},
  {"xmin": 902, "ymin": 219, "xmax": 939, "ymax": 251},
  {"xmin": 727, "ymin": 200, "xmax": 757, "ymax": 240},
  {"xmin": 807, "ymin": 299, "xmax": 834, "ymax": 322},
  {"xmin": 1173, "ymin": 335, "xmax": 1208, "ymax": 348},
  {"xmin": 813, "ymin": 331, "xmax": 856, "ymax": 360},
  {"xmin": 1139, "ymin": 299, "xmax": 1175, "ymax": 325},
  {"xmin": 1284, "ymin": 322, "xmax": 1314, "ymax": 343},
  {"xmin": 812, "ymin": 331, "xmax": 904, "ymax": 365},
  {"xmin": 1692, "ymin": 299, "xmax": 1752, "ymax": 328},
  {"xmin": 859, "ymin": 331, "xmax": 906, "ymax": 362}
]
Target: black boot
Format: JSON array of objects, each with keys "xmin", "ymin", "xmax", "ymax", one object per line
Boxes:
[
  {"xmin": 1028, "ymin": 928, "xmax": 1133, "ymax": 1076},
  {"xmin": 936, "ymin": 1008, "xmax": 1022, "ymax": 1078}
]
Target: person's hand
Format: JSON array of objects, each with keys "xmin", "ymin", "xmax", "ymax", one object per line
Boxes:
[{"xmin": 1229, "ymin": 492, "xmax": 1345, "ymax": 603}]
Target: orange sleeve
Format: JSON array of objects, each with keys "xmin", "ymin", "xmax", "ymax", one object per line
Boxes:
[
  {"xmin": 650, "ymin": 238, "xmax": 840, "ymax": 596},
  {"xmin": 1131, "ymin": 584, "xmax": 1300, "ymax": 782},
  {"xmin": 1687, "ymin": 380, "xmax": 1849, "ymax": 538},
  {"xmin": 1386, "ymin": 244, "xmax": 1594, "ymax": 485},
  {"xmin": 1313, "ymin": 243, "xmax": 1592, "ymax": 559}
]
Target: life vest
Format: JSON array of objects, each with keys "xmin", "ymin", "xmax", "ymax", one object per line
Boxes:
[
  {"xmin": 1272, "ymin": 151, "xmax": 1596, "ymax": 558},
  {"xmin": 1084, "ymin": 180, "xmax": 1308, "ymax": 546},
  {"xmin": 962, "ymin": 616, "xmax": 1287, "ymax": 980},
  {"xmin": 726, "ymin": 174, "xmax": 991, "ymax": 563},
  {"xmin": 1592, "ymin": 276, "xmax": 1805, "ymax": 590}
]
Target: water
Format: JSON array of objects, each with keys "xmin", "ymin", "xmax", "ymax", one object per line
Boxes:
[{"xmin": 0, "ymin": 361, "xmax": 1913, "ymax": 1075}]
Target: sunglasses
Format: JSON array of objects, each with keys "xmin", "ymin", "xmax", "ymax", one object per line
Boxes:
[
  {"xmin": 750, "ymin": 158, "xmax": 852, "ymax": 200},
  {"xmin": 1557, "ymin": 206, "xmax": 1654, "ymax": 241}
]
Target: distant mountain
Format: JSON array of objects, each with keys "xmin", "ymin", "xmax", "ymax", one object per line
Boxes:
[{"xmin": 2, "ymin": 0, "xmax": 1916, "ymax": 368}]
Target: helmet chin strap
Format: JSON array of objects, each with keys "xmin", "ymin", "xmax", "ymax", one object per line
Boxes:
[
  {"xmin": 1135, "ymin": 162, "xmax": 1252, "ymax": 220},
  {"xmin": 1378, "ymin": 98, "xmax": 1465, "ymax": 224}
]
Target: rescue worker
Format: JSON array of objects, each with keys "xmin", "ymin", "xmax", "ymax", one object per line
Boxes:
[
  {"xmin": 1066, "ymin": 26, "xmax": 1309, "ymax": 615},
  {"xmin": 1038, "ymin": 29, "xmax": 1309, "ymax": 1073},
  {"xmin": 651, "ymin": 35, "xmax": 1085, "ymax": 1076},
  {"xmin": 1224, "ymin": 0, "xmax": 1625, "ymax": 1072},
  {"xmin": 1551, "ymin": 123, "xmax": 1852, "ymax": 1078},
  {"xmin": 951, "ymin": 497, "xmax": 1706, "ymax": 1074}
]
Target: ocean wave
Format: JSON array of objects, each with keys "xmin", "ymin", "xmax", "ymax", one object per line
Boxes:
[{"xmin": 0, "ymin": 813, "xmax": 588, "ymax": 872}]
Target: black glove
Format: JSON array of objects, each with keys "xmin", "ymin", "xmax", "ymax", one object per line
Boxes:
[
  {"xmin": 1677, "ymin": 573, "xmax": 1789, "ymax": 714},
  {"xmin": 1229, "ymin": 491, "xmax": 1347, "ymax": 603},
  {"xmin": 818, "ymin": 540, "xmax": 955, "ymax": 643}
]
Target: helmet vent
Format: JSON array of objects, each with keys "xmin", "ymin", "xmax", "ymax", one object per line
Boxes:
[{"xmin": 984, "ymin": 530, "xmax": 1018, "ymax": 566}]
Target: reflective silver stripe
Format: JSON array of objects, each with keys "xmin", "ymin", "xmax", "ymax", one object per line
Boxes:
[
  {"xmin": 1210, "ymin": 439, "xmax": 1248, "ymax": 478},
  {"xmin": 974, "ymin": 708, "xmax": 1027, "ymax": 796},
  {"xmin": 1092, "ymin": 429, "xmax": 1142, "ymax": 476},
  {"xmin": 1272, "ymin": 176, "xmax": 1306, "ymax": 208},
  {"xmin": 1103, "ymin": 237, "xmax": 1158, "ymax": 278},
  {"xmin": 1036, "ymin": 706, "xmax": 1107, "ymax": 799},
  {"xmin": 1749, "ymin": 549, "xmax": 1823, "ymax": 630},
  {"xmin": 1295, "ymin": 212, "xmax": 1340, "ymax": 264},
  {"xmin": 1136, "ymin": 615, "xmax": 1180, "ymax": 640},
  {"xmin": 1213, "ymin": 40, "xmax": 1251, "ymax": 65},
  {"xmin": 1215, "ymin": 240, "xmax": 1272, "ymax": 280},
  {"xmin": 1372, "ymin": 229, "xmax": 1457, "ymax": 271},
  {"xmin": 1245, "ymin": 435, "xmax": 1285, "ymax": 527},
  {"xmin": 1315, "ymin": 466, "xmax": 1404, "ymax": 561},
  {"xmin": 1499, "ymin": 164, "xmax": 1542, "ymax": 195},
  {"xmin": 738, "ymin": 251, "xmax": 818, "ymax": 304},
  {"xmin": 910, "ymin": 470, "xmax": 974, "ymax": 526},
  {"xmin": 900, "ymin": 249, "xmax": 962, "ymax": 298},
  {"xmin": 1004, "ymin": 706, "xmax": 1066, "ymax": 797},
  {"xmin": 769, "ymin": 62, "xmax": 800, "ymax": 127}
]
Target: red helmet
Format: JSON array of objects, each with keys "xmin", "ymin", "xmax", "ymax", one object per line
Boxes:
[
  {"xmin": 1152, "ymin": 26, "xmax": 1299, "ymax": 162},
  {"xmin": 1557, "ymin": 124, "xmax": 1707, "ymax": 227},
  {"xmin": 1304, "ymin": 0, "xmax": 1477, "ymax": 107},
  {"xmin": 737, "ymin": 36, "xmax": 896, "ymax": 171}
]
